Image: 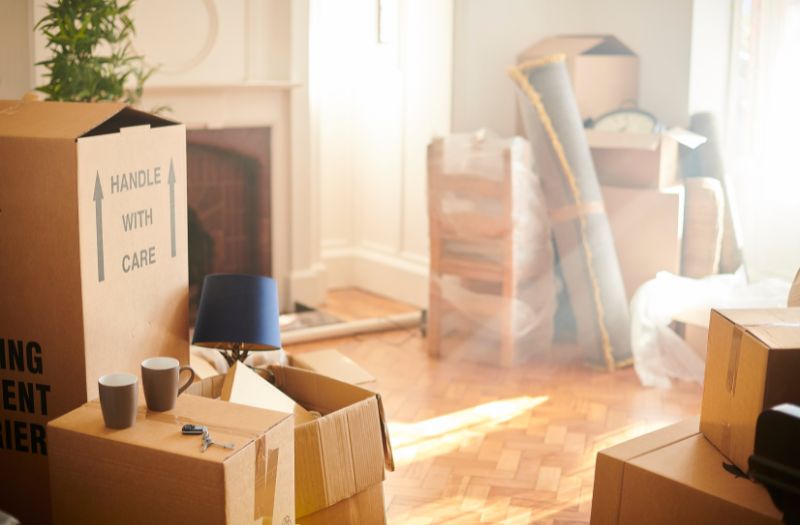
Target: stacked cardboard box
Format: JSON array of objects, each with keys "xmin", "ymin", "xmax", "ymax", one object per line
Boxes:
[
  {"xmin": 700, "ymin": 308, "xmax": 800, "ymax": 471},
  {"xmin": 0, "ymin": 100, "xmax": 189, "ymax": 524},
  {"xmin": 588, "ymin": 129, "xmax": 688, "ymax": 300},
  {"xmin": 593, "ymin": 307, "xmax": 800, "ymax": 523}
]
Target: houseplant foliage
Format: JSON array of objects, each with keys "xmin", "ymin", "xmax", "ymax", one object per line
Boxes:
[{"xmin": 35, "ymin": 0, "xmax": 153, "ymax": 105}]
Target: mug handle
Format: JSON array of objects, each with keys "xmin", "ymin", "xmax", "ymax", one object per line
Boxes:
[{"xmin": 177, "ymin": 366, "xmax": 196, "ymax": 396}]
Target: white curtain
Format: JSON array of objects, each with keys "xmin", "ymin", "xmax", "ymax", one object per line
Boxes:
[{"xmin": 727, "ymin": 0, "xmax": 800, "ymax": 281}]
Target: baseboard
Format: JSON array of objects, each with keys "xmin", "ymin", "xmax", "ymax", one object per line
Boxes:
[
  {"xmin": 322, "ymin": 245, "xmax": 428, "ymax": 307},
  {"xmin": 289, "ymin": 262, "xmax": 327, "ymax": 308}
]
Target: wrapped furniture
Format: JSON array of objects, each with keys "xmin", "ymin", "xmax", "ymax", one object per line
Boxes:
[{"xmin": 427, "ymin": 132, "xmax": 556, "ymax": 366}]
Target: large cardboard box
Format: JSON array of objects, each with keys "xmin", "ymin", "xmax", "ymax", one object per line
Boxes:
[
  {"xmin": 517, "ymin": 35, "xmax": 639, "ymax": 121},
  {"xmin": 700, "ymin": 308, "xmax": 800, "ymax": 471},
  {"xmin": 0, "ymin": 100, "xmax": 189, "ymax": 523},
  {"xmin": 601, "ymin": 184, "xmax": 683, "ymax": 299},
  {"xmin": 48, "ymin": 395, "xmax": 294, "ymax": 524},
  {"xmin": 187, "ymin": 366, "xmax": 394, "ymax": 521},
  {"xmin": 591, "ymin": 418, "xmax": 782, "ymax": 524}
]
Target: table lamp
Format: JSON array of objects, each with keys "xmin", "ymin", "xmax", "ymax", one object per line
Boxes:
[{"xmin": 192, "ymin": 274, "xmax": 282, "ymax": 366}]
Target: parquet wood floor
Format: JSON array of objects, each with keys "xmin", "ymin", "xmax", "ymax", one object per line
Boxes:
[{"xmin": 286, "ymin": 291, "xmax": 702, "ymax": 524}]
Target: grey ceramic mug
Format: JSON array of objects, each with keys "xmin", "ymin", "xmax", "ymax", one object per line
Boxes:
[
  {"xmin": 98, "ymin": 373, "xmax": 138, "ymax": 429},
  {"xmin": 141, "ymin": 357, "xmax": 195, "ymax": 412}
]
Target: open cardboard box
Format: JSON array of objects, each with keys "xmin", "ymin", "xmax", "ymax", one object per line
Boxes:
[
  {"xmin": 518, "ymin": 35, "xmax": 639, "ymax": 121},
  {"xmin": 587, "ymin": 128, "xmax": 706, "ymax": 189},
  {"xmin": 186, "ymin": 365, "xmax": 394, "ymax": 522},
  {"xmin": 0, "ymin": 100, "xmax": 189, "ymax": 524}
]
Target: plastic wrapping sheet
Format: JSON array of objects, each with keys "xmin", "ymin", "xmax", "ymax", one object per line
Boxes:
[
  {"xmin": 630, "ymin": 269, "xmax": 790, "ymax": 388},
  {"xmin": 428, "ymin": 131, "xmax": 556, "ymax": 366}
]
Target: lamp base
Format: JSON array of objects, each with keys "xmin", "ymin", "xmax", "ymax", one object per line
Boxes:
[{"xmin": 218, "ymin": 344, "xmax": 250, "ymax": 367}]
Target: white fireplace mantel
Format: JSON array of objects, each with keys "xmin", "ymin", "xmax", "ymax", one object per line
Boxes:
[{"xmin": 30, "ymin": 0, "xmax": 326, "ymax": 310}]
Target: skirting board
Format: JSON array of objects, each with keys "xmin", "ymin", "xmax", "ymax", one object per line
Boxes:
[
  {"xmin": 289, "ymin": 262, "xmax": 328, "ymax": 308},
  {"xmin": 323, "ymin": 245, "xmax": 428, "ymax": 307}
]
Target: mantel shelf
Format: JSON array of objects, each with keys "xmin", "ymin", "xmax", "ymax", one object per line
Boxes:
[{"xmin": 144, "ymin": 80, "xmax": 302, "ymax": 93}]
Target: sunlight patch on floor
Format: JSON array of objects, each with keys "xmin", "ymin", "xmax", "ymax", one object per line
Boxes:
[{"xmin": 389, "ymin": 396, "xmax": 549, "ymax": 466}]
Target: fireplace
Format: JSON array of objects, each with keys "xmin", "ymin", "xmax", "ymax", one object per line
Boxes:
[{"xmin": 186, "ymin": 127, "xmax": 272, "ymax": 319}]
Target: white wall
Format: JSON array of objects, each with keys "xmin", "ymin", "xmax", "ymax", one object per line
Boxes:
[
  {"xmin": 688, "ymin": 0, "xmax": 733, "ymax": 125},
  {"xmin": 452, "ymin": 0, "xmax": 695, "ymax": 136},
  {"xmin": 0, "ymin": 0, "xmax": 33, "ymax": 99},
  {"xmin": 315, "ymin": 0, "xmax": 453, "ymax": 306}
]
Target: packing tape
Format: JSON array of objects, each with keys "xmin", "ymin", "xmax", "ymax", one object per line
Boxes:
[
  {"xmin": 548, "ymin": 200, "xmax": 605, "ymax": 225},
  {"xmin": 724, "ymin": 319, "xmax": 800, "ymax": 394},
  {"xmin": 726, "ymin": 328, "xmax": 743, "ymax": 394}
]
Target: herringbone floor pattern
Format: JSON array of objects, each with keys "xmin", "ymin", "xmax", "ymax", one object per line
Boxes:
[{"xmin": 287, "ymin": 290, "xmax": 702, "ymax": 525}]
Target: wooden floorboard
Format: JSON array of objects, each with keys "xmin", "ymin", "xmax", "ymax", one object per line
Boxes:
[
  {"xmin": 317, "ymin": 287, "xmax": 419, "ymax": 322},
  {"xmin": 285, "ymin": 315, "xmax": 702, "ymax": 525}
]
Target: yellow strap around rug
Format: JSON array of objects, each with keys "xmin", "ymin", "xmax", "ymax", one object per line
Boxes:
[
  {"xmin": 549, "ymin": 201, "xmax": 605, "ymax": 225},
  {"xmin": 509, "ymin": 62, "xmax": 616, "ymax": 371}
]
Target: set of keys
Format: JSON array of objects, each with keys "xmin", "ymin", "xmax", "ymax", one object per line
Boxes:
[{"xmin": 181, "ymin": 424, "xmax": 235, "ymax": 452}]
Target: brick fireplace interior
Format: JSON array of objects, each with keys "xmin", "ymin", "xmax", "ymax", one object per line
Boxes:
[{"xmin": 186, "ymin": 127, "xmax": 271, "ymax": 322}]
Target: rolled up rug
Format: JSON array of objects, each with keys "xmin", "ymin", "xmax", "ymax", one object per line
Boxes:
[{"xmin": 509, "ymin": 54, "xmax": 631, "ymax": 370}]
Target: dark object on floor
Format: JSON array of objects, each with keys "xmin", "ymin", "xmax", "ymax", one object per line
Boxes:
[
  {"xmin": 510, "ymin": 55, "xmax": 631, "ymax": 370},
  {"xmin": 750, "ymin": 404, "xmax": 800, "ymax": 524}
]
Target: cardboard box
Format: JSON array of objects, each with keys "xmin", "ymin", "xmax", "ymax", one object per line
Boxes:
[
  {"xmin": 700, "ymin": 308, "xmax": 800, "ymax": 471},
  {"xmin": 47, "ymin": 395, "xmax": 294, "ymax": 524},
  {"xmin": 601, "ymin": 184, "xmax": 683, "ymax": 299},
  {"xmin": 591, "ymin": 418, "xmax": 782, "ymax": 524},
  {"xmin": 588, "ymin": 129, "xmax": 679, "ymax": 188},
  {"xmin": 186, "ymin": 366, "xmax": 395, "ymax": 520},
  {"xmin": 588, "ymin": 128, "xmax": 707, "ymax": 189},
  {"xmin": 518, "ymin": 35, "xmax": 639, "ymax": 120},
  {"xmin": 0, "ymin": 100, "xmax": 189, "ymax": 523}
]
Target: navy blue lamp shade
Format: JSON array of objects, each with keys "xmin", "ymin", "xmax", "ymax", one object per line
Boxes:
[{"xmin": 192, "ymin": 274, "xmax": 281, "ymax": 363}]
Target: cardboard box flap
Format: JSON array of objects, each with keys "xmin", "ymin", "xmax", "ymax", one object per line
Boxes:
[
  {"xmin": 665, "ymin": 126, "xmax": 707, "ymax": 149},
  {"xmin": 746, "ymin": 324, "xmax": 800, "ymax": 350},
  {"xmin": 221, "ymin": 361, "xmax": 317, "ymax": 425},
  {"xmin": 716, "ymin": 307, "xmax": 800, "ymax": 328},
  {"xmin": 271, "ymin": 365, "xmax": 395, "ymax": 472},
  {"xmin": 0, "ymin": 100, "xmax": 176, "ymax": 140},
  {"xmin": 289, "ymin": 349, "xmax": 376, "ymax": 385},
  {"xmin": 48, "ymin": 396, "xmax": 290, "ymax": 461},
  {"xmin": 82, "ymin": 106, "xmax": 177, "ymax": 137},
  {"xmin": 574, "ymin": 34, "xmax": 636, "ymax": 55},
  {"xmin": 519, "ymin": 35, "xmax": 635, "ymax": 62}
]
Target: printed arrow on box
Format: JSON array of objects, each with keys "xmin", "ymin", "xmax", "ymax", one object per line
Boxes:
[
  {"xmin": 168, "ymin": 159, "xmax": 176, "ymax": 258},
  {"xmin": 93, "ymin": 172, "xmax": 105, "ymax": 282}
]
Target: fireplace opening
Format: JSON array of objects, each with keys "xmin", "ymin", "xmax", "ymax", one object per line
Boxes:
[{"xmin": 186, "ymin": 128, "xmax": 271, "ymax": 321}]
